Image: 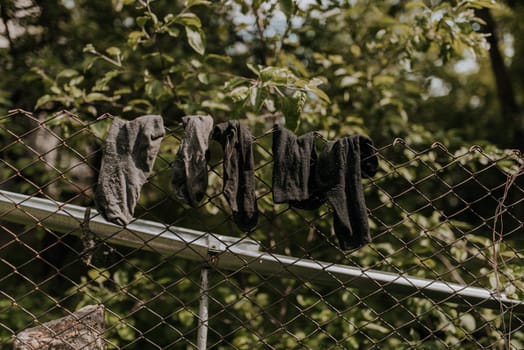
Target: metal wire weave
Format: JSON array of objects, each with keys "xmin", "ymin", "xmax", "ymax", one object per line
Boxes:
[{"xmin": 0, "ymin": 109, "xmax": 523, "ymax": 349}]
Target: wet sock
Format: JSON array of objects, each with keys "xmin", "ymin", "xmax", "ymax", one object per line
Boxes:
[{"xmin": 96, "ymin": 115, "xmax": 165, "ymax": 225}]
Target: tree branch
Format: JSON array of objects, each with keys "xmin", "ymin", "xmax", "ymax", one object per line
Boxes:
[
  {"xmin": 477, "ymin": 8, "xmax": 522, "ymax": 149},
  {"xmin": 0, "ymin": 3, "xmax": 15, "ymax": 52}
]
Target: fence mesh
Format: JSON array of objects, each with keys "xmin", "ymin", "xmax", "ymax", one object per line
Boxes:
[{"xmin": 0, "ymin": 109, "xmax": 523, "ymax": 349}]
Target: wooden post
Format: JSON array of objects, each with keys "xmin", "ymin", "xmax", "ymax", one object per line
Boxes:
[{"xmin": 14, "ymin": 304, "xmax": 105, "ymax": 350}]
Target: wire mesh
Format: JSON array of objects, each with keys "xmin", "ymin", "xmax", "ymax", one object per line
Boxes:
[{"xmin": 0, "ymin": 109, "xmax": 523, "ymax": 349}]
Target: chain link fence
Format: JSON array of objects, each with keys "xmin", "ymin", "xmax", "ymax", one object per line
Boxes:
[{"xmin": 0, "ymin": 109, "xmax": 523, "ymax": 349}]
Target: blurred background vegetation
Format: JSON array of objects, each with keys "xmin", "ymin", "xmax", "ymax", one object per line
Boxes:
[{"xmin": 0, "ymin": 0, "xmax": 523, "ymax": 349}]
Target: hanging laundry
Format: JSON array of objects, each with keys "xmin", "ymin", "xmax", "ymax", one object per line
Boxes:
[
  {"xmin": 315, "ymin": 136, "xmax": 378, "ymax": 249},
  {"xmin": 95, "ymin": 115, "xmax": 165, "ymax": 225},
  {"xmin": 213, "ymin": 121, "xmax": 258, "ymax": 231},
  {"xmin": 172, "ymin": 115, "xmax": 214, "ymax": 207},
  {"xmin": 271, "ymin": 125, "xmax": 324, "ymax": 209}
]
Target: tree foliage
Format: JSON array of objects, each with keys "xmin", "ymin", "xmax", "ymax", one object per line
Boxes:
[{"xmin": 0, "ymin": 0, "xmax": 523, "ymax": 348}]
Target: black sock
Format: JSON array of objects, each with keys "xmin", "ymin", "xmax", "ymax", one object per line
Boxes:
[
  {"xmin": 272, "ymin": 125, "xmax": 324, "ymax": 209},
  {"xmin": 95, "ymin": 115, "xmax": 164, "ymax": 225},
  {"xmin": 316, "ymin": 136, "xmax": 377, "ymax": 249},
  {"xmin": 172, "ymin": 115, "xmax": 214, "ymax": 207},
  {"xmin": 213, "ymin": 121, "xmax": 258, "ymax": 231}
]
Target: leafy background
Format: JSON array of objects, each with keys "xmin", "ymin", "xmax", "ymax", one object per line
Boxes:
[{"xmin": 0, "ymin": 0, "xmax": 523, "ymax": 348}]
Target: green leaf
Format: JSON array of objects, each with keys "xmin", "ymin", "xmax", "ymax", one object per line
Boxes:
[
  {"xmin": 364, "ymin": 323, "xmax": 390, "ymax": 334},
  {"xmin": 177, "ymin": 310, "xmax": 194, "ymax": 327},
  {"xmin": 373, "ymin": 75, "xmax": 395, "ymax": 85},
  {"xmin": 279, "ymin": 95, "xmax": 301, "ymax": 131},
  {"xmin": 164, "ymin": 13, "xmax": 175, "ymax": 23},
  {"xmin": 145, "ymin": 80, "xmax": 165, "ymax": 98},
  {"xmin": 250, "ymin": 86, "xmax": 268, "ymax": 113},
  {"xmin": 260, "ymin": 66, "xmax": 289, "ymax": 84},
  {"xmin": 93, "ymin": 70, "xmax": 120, "ymax": 91},
  {"xmin": 136, "ymin": 16, "xmax": 149, "ymax": 28},
  {"xmin": 70, "ymin": 75, "xmax": 85, "ymax": 86},
  {"xmin": 83, "ymin": 43, "xmax": 96, "ymax": 53},
  {"xmin": 128, "ymin": 31, "xmax": 144, "ymax": 44},
  {"xmin": 197, "ymin": 72, "xmax": 209, "ymax": 84},
  {"xmin": 87, "ymin": 269, "xmax": 110, "ymax": 284},
  {"xmin": 50, "ymin": 85, "xmax": 62, "ymax": 94},
  {"xmin": 86, "ymin": 92, "xmax": 112, "ymax": 102},
  {"xmin": 205, "ymin": 54, "xmax": 232, "ymax": 64},
  {"xmin": 202, "ymin": 100, "xmax": 231, "ymax": 111},
  {"xmin": 114, "ymin": 87, "xmax": 132, "ymax": 95},
  {"xmin": 35, "ymin": 94, "xmax": 54, "ymax": 110},
  {"xmin": 57, "ymin": 69, "xmax": 79, "ymax": 79},
  {"xmin": 167, "ymin": 27, "xmax": 180, "ymax": 38},
  {"xmin": 175, "ymin": 13, "xmax": 202, "ymax": 29},
  {"xmin": 229, "ymin": 86, "xmax": 249, "ymax": 102},
  {"xmin": 185, "ymin": 26, "xmax": 205, "ymax": 55},
  {"xmin": 105, "ymin": 46, "xmax": 121, "ymax": 56},
  {"xmin": 185, "ymin": 0, "xmax": 212, "ymax": 8},
  {"xmin": 340, "ymin": 76, "xmax": 359, "ymax": 87},
  {"xmin": 124, "ymin": 99, "xmax": 153, "ymax": 112},
  {"xmin": 305, "ymin": 85, "xmax": 330, "ymax": 103},
  {"xmin": 224, "ymin": 77, "xmax": 248, "ymax": 90},
  {"xmin": 350, "ymin": 44, "xmax": 362, "ymax": 57},
  {"xmin": 459, "ymin": 313, "xmax": 476, "ymax": 332},
  {"xmin": 463, "ymin": 0, "xmax": 499, "ymax": 9},
  {"xmin": 116, "ymin": 323, "xmax": 136, "ymax": 341}
]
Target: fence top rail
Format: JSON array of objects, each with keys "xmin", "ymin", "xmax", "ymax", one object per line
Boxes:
[{"xmin": 0, "ymin": 189, "xmax": 522, "ymax": 314}]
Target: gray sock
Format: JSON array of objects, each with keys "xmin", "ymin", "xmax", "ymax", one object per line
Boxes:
[
  {"xmin": 95, "ymin": 115, "xmax": 165, "ymax": 225},
  {"xmin": 172, "ymin": 115, "xmax": 214, "ymax": 207}
]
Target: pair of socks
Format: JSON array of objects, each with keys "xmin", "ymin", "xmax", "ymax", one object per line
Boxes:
[
  {"xmin": 272, "ymin": 126, "xmax": 378, "ymax": 249},
  {"xmin": 96, "ymin": 115, "xmax": 165, "ymax": 225},
  {"xmin": 172, "ymin": 117, "xmax": 258, "ymax": 231}
]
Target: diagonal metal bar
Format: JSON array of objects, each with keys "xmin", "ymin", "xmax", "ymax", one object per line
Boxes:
[{"xmin": 0, "ymin": 189, "xmax": 522, "ymax": 314}]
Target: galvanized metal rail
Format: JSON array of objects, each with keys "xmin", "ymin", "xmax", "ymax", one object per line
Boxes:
[{"xmin": 0, "ymin": 189, "xmax": 522, "ymax": 314}]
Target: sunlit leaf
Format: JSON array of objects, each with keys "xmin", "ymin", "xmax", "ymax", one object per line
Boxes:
[{"xmin": 185, "ymin": 26, "xmax": 205, "ymax": 55}]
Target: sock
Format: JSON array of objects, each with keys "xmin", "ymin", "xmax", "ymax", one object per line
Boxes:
[
  {"xmin": 213, "ymin": 121, "xmax": 258, "ymax": 231},
  {"xmin": 272, "ymin": 125, "xmax": 324, "ymax": 209},
  {"xmin": 172, "ymin": 115, "xmax": 214, "ymax": 207},
  {"xmin": 95, "ymin": 115, "xmax": 164, "ymax": 225},
  {"xmin": 316, "ymin": 135, "xmax": 377, "ymax": 249}
]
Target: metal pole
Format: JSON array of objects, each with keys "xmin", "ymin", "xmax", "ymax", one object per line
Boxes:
[
  {"xmin": 197, "ymin": 267, "xmax": 209, "ymax": 350},
  {"xmin": 0, "ymin": 189, "xmax": 523, "ymax": 313}
]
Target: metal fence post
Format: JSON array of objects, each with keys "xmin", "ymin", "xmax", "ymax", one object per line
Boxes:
[{"xmin": 197, "ymin": 267, "xmax": 209, "ymax": 350}]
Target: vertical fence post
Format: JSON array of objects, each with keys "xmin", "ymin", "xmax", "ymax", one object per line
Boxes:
[{"xmin": 197, "ymin": 266, "xmax": 209, "ymax": 350}]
